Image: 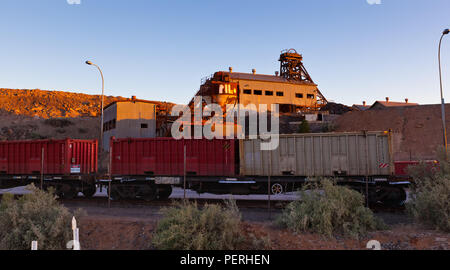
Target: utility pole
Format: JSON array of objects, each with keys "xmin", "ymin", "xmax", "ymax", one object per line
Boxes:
[{"xmin": 438, "ymin": 29, "xmax": 449, "ymax": 155}]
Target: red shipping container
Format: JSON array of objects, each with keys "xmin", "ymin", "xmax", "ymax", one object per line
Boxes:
[
  {"xmin": 0, "ymin": 139, "xmax": 98, "ymax": 175},
  {"xmin": 110, "ymin": 138, "xmax": 236, "ymax": 177},
  {"xmin": 394, "ymin": 160, "xmax": 438, "ymax": 176}
]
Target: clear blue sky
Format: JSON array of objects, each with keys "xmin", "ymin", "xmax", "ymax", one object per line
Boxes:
[{"xmin": 0, "ymin": 0, "xmax": 449, "ymax": 106}]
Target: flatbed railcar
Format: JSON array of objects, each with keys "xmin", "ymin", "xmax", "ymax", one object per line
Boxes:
[
  {"xmin": 0, "ymin": 139, "xmax": 98, "ymax": 198},
  {"xmin": 108, "ymin": 137, "xmax": 235, "ymax": 200},
  {"xmin": 108, "ymin": 131, "xmax": 409, "ymax": 205},
  {"xmin": 186, "ymin": 131, "xmax": 408, "ymax": 205},
  {"xmin": 0, "ymin": 132, "xmax": 425, "ymax": 206}
]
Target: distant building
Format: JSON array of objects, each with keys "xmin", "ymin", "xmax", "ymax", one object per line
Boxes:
[
  {"xmin": 370, "ymin": 98, "xmax": 418, "ymax": 110},
  {"xmin": 191, "ymin": 49, "xmax": 327, "ymax": 114},
  {"xmin": 102, "ymin": 96, "xmax": 156, "ymax": 151},
  {"xmin": 352, "ymin": 101, "xmax": 370, "ymax": 111}
]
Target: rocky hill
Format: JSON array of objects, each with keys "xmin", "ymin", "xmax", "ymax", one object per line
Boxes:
[
  {"xmin": 0, "ymin": 88, "xmax": 174, "ymax": 141},
  {"xmin": 0, "ymin": 88, "xmax": 133, "ymax": 118}
]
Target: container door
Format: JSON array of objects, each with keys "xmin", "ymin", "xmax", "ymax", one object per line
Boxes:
[
  {"xmin": 69, "ymin": 142, "xmax": 80, "ymax": 175},
  {"xmin": 141, "ymin": 139, "xmax": 156, "ymax": 175},
  {"xmin": 331, "ymin": 136, "xmax": 348, "ymax": 175},
  {"xmin": 28, "ymin": 143, "xmax": 43, "ymax": 174},
  {"xmin": 279, "ymin": 137, "xmax": 295, "ymax": 175},
  {"xmin": 0, "ymin": 144, "xmax": 7, "ymax": 174}
]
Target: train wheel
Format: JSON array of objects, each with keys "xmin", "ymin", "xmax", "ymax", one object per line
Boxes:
[
  {"xmin": 378, "ymin": 186, "xmax": 407, "ymax": 207},
  {"xmin": 142, "ymin": 189, "xmax": 157, "ymax": 201},
  {"xmin": 271, "ymin": 183, "xmax": 284, "ymax": 195},
  {"xmin": 57, "ymin": 184, "xmax": 77, "ymax": 199},
  {"xmin": 82, "ymin": 185, "xmax": 97, "ymax": 198},
  {"xmin": 157, "ymin": 185, "xmax": 172, "ymax": 200}
]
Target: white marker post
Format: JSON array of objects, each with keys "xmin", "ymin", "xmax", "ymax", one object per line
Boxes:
[
  {"xmin": 31, "ymin": 241, "xmax": 38, "ymax": 250},
  {"xmin": 72, "ymin": 216, "xmax": 80, "ymax": 250}
]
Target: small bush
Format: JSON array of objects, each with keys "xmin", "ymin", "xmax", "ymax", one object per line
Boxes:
[
  {"xmin": 44, "ymin": 118, "xmax": 73, "ymax": 128},
  {"xmin": 30, "ymin": 133, "xmax": 47, "ymax": 140},
  {"xmin": 78, "ymin": 128, "xmax": 89, "ymax": 134},
  {"xmin": 406, "ymin": 150, "xmax": 450, "ymax": 232},
  {"xmin": 277, "ymin": 180, "xmax": 384, "ymax": 238},
  {"xmin": 0, "ymin": 185, "xmax": 76, "ymax": 250},
  {"xmin": 321, "ymin": 122, "xmax": 336, "ymax": 132},
  {"xmin": 152, "ymin": 200, "xmax": 244, "ymax": 250},
  {"xmin": 297, "ymin": 120, "xmax": 310, "ymax": 133}
]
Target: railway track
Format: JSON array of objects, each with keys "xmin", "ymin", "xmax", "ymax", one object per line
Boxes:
[
  {"xmin": 57, "ymin": 196, "xmax": 406, "ymax": 213},
  {"xmin": 58, "ymin": 196, "xmax": 291, "ymax": 209},
  {"xmin": 0, "ymin": 193, "xmax": 406, "ymax": 212}
]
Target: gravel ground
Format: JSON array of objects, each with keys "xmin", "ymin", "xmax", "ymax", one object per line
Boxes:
[{"xmin": 2, "ymin": 186, "xmax": 448, "ymax": 250}]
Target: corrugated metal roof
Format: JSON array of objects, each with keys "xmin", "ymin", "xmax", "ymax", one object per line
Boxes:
[
  {"xmin": 370, "ymin": 101, "xmax": 419, "ymax": 109},
  {"xmin": 104, "ymin": 99, "xmax": 161, "ymax": 110},
  {"xmin": 352, "ymin": 105, "xmax": 370, "ymax": 111},
  {"xmin": 220, "ymin": 72, "xmax": 317, "ymax": 86}
]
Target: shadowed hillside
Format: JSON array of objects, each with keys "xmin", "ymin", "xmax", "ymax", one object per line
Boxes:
[
  {"xmin": 0, "ymin": 88, "xmax": 175, "ymax": 141},
  {"xmin": 0, "ymin": 88, "xmax": 132, "ymax": 118}
]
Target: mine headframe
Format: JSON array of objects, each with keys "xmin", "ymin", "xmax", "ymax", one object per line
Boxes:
[
  {"xmin": 279, "ymin": 49, "xmax": 314, "ymax": 82},
  {"xmin": 279, "ymin": 48, "xmax": 327, "ymax": 105}
]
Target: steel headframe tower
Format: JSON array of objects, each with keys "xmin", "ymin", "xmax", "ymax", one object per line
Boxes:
[
  {"xmin": 279, "ymin": 49, "xmax": 327, "ymax": 106},
  {"xmin": 279, "ymin": 48, "xmax": 314, "ymax": 82}
]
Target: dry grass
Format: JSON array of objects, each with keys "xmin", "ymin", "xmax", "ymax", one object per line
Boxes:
[
  {"xmin": 277, "ymin": 179, "xmax": 385, "ymax": 239},
  {"xmin": 407, "ymin": 149, "xmax": 450, "ymax": 232},
  {"xmin": 0, "ymin": 185, "xmax": 82, "ymax": 250},
  {"xmin": 152, "ymin": 200, "xmax": 262, "ymax": 250}
]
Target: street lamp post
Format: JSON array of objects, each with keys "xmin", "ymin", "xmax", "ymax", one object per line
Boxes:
[
  {"xmin": 439, "ymin": 29, "xmax": 449, "ymax": 154},
  {"xmin": 86, "ymin": 61, "xmax": 105, "ymax": 150}
]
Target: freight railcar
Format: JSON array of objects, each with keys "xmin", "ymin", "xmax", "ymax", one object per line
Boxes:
[
  {"xmin": 111, "ymin": 132, "xmax": 408, "ymax": 205},
  {"xmin": 184, "ymin": 132, "xmax": 407, "ymax": 205},
  {"xmin": 0, "ymin": 139, "xmax": 98, "ymax": 198},
  {"xmin": 0, "ymin": 133, "xmax": 417, "ymax": 205},
  {"xmin": 108, "ymin": 137, "xmax": 235, "ymax": 200}
]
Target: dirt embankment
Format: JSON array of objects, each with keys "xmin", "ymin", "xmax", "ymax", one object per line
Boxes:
[
  {"xmin": 77, "ymin": 215, "xmax": 449, "ymax": 250},
  {"xmin": 333, "ymin": 105, "xmax": 450, "ymax": 161},
  {"xmin": 0, "ymin": 113, "xmax": 100, "ymax": 141}
]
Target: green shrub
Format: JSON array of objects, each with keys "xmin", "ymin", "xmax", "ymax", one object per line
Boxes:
[
  {"xmin": 44, "ymin": 118, "xmax": 73, "ymax": 128},
  {"xmin": 0, "ymin": 185, "xmax": 76, "ymax": 250},
  {"xmin": 321, "ymin": 122, "xmax": 336, "ymax": 132},
  {"xmin": 297, "ymin": 120, "xmax": 310, "ymax": 133},
  {"xmin": 277, "ymin": 180, "xmax": 384, "ymax": 238},
  {"xmin": 406, "ymin": 150, "xmax": 450, "ymax": 232},
  {"xmin": 78, "ymin": 128, "xmax": 89, "ymax": 134},
  {"xmin": 30, "ymin": 133, "xmax": 47, "ymax": 140},
  {"xmin": 152, "ymin": 200, "xmax": 244, "ymax": 250}
]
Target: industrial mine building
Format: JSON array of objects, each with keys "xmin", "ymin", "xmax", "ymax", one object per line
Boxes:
[
  {"xmin": 102, "ymin": 97, "xmax": 157, "ymax": 150},
  {"xmin": 102, "ymin": 49, "xmax": 329, "ymax": 143},
  {"xmin": 190, "ymin": 49, "xmax": 327, "ymax": 114}
]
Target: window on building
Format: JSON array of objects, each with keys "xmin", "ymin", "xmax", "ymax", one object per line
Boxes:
[
  {"xmin": 276, "ymin": 91, "xmax": 284, "ymax": 97},
  {"xmin": 307, "ymin": 94, "xmax": 315, "ymax": 99},
  {"xmin": 243, "ymin": 89, "xmax": 252, "ymax": 94},
  {"xmin": 265, "ymin": 91, "xmax": 273, "ymax": 96},
  {"xmin": 254, "ymin": 90, "xmax": 262, "ymax": 95},
  {"xmin": 296, "ymin": 93, "xmax": 304, "ymax": 98},
  {"xmin": 141, "ymin": 123, "xmax": 148, "ymax": 129},
  {"xmin": 103, "ymin": 119, "xmax": 117, "ymax": 132}
]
